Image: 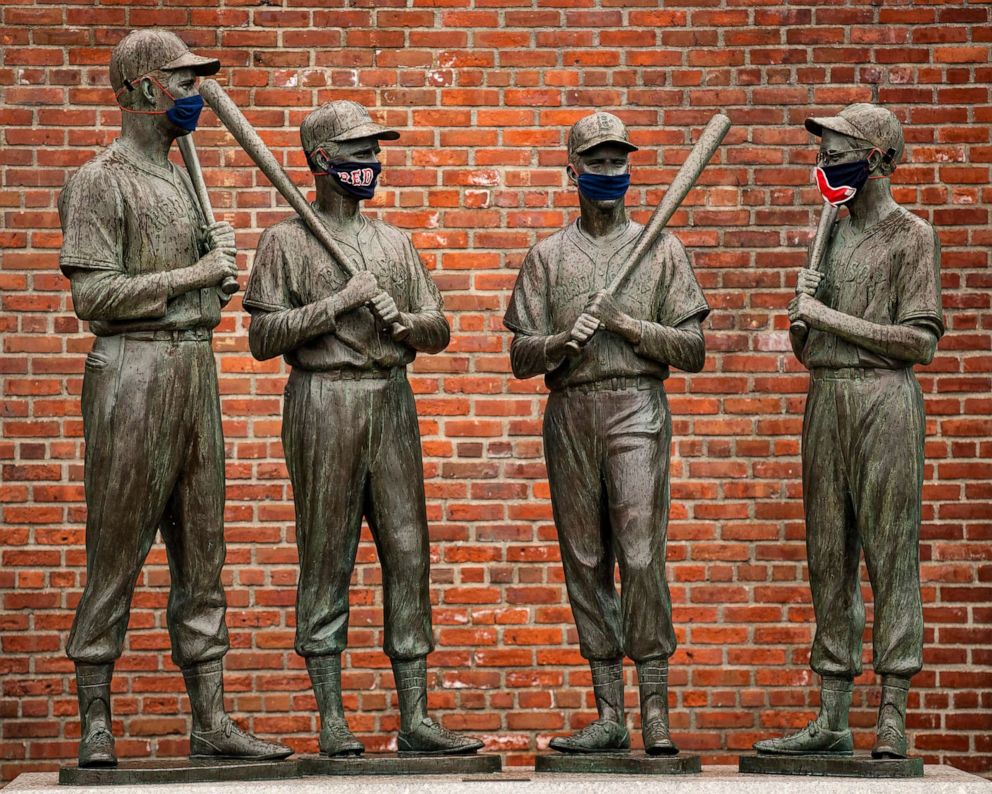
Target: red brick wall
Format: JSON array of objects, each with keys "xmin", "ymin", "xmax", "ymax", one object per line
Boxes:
[{"xmin": 2, "ymin": 0, "xmax": 990, "ymax": 781}]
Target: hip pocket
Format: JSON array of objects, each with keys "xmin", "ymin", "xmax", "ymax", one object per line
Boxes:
[{"xmin": 84, "ymin": 335, "xmax": 123, "ymax": 372}]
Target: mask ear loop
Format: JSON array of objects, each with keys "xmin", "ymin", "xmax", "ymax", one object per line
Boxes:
[
  {"xmin": 308, "ymin": 146, "xmax": 337, "ymax": 175},
  {"xmin": 866, "ymin": 147, "xmax": 897, "ymax": 180},
  {"xmin": 114, "ymin": 73, "xmax": 174, "ymax": 116}
]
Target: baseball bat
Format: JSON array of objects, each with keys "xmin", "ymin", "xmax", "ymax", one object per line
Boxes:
[
  {"xmin": 177, "ymin": 134, "xmax": 240, "ymax": 296},
  {"xmin": 199, "ymin": 79, "xmax": 409, "ymax": 340},
  {"xmin": 789, "ymin": 201, "xmax": 838, "ymax": 335},
  {"xmin": 565, "ymin": 112, "xmax": 732, "ymax": 354}
]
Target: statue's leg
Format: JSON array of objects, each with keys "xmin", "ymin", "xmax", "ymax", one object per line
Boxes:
[
  {"xmin": 854, "ymin": 370, "xmax": 925, "ymax": 758},
  {"xmin": 603, "ymin": 387, "xmax": 678, "ymax": 756},
  {"xmin": 164, "ymin": 342, "xmax": 290, "ymax": 761},
  {"xmin": 756, "ymin": 377, "xmax": 857, "ymax": 755},
  {"xmin": 369, "ymin": 377, "xmax": 482, "ymax": 755},
  {"xmin": 286, "ymin": 374, "xmax": 369, "ymax": 754},
  {"xmin": 67, "ymin": 337, "xmax": 187, "ymax": 766},
  {"xmin": 544, "ymin": 391, "xmax": 628, "ymax": 753}
]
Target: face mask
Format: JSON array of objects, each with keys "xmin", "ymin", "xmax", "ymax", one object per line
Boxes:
[
  {"xmin": 576, "ymin": 172, "xmax": 631, "ymax": 201},
  {"xmin": 314, "ymin": 160, "xmax": 382, "ymax": 200},
  {"xmin": 165, "ymin": 94, "xmax": 204, "ymax": 132},
  {"xmin": 115, "ymin": 75, "xmax": 203, "ymax": 132},
  {"xmin": 814, "ymin": 147, "xmax": 896, "ymax": 207},
  {"xmin": 814, "ymin": 160, "xmax": 870, "ymax": 207}
]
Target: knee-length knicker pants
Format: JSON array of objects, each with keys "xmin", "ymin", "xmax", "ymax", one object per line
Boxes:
[
  {"xmin": 804, "ymin": 367, "xmax": 925, "ymax": 680},
  {"xmin": 543, "ymin": 381, "xmax": 677, "ymax": 663},
  {"xmin": 283, "ymin": 368, "xmax": 434, "ymax": 661}
]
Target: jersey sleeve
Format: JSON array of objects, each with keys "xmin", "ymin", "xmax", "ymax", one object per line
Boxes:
[
  {"xmin": 895, "ymin": 222, "xmax": 944, "ymax": 338},
  {"xmin": 503, "ymin": 244, "xmax": 551, "ymax": 336},
  {"xmin": 58, "ymin": 167, "xmax": 124, "ymax": 275},
  {"xmin": 243, "ymin": 227, "xmax": 291, "ymax": 314},
  {"xmin": 655, "ymin": 233, "xmax": 709, "ymax": 327}
]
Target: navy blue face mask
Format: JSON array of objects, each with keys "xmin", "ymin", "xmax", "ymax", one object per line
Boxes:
[
  {"xmin": 165, "ymin": 94, "xmax": 204, "ymax": 132},
  {"xmin": 576, "ymin": 172, "xmax": 631, "ymax": 201},
  {"xmin": 313, "ymin": 159, "xmax": 382, "ymax": 200}
]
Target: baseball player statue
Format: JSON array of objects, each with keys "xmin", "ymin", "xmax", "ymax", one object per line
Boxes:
[
  {"xmin": 755, "ymin": 104, "xmax": 943, "ymax": 759},
  {"xmin": 504, "ymin": 112, "xmax": 709, "ymax": 755},
  {"xmin": 244, "ymin": 101, "xmax": 484, "ymax": 758},
  {"xmin": 58, "ymin": 30, "xmax": 291, "ymax": 767}
]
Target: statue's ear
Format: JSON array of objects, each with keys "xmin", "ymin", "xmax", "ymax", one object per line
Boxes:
[
  {"xmin": 566, "ymin": 164, "xmax": 579, "ymax": 184},
  {"xmin": 138, "ymin": 77, "xmax": 158, "ymax": 108}
]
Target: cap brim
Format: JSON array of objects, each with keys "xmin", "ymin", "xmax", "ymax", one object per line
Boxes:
[
  {"xmin": 805, "ymin": 115, "xmax": 868, "ymax": 142},
  {"xmin": 161, "ymin": 51, "xmax": 221, "ymax": 77},
  {"xmin": 332, "ymin": 121, "xmax": 400, "ymax": 143},
  {"xmin": 574, "ymin": 135, "xmax": 639, "ymax": 155}
]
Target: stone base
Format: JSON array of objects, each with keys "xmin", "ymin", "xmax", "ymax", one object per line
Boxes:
[
  {"xmin": 58, "ymin": 758, "xmax": 298, "ymax": 786},
  {"xmin": 298, "ymin": 752, "xmax": 502, "ymax": 776},
  {"xmin": 739, "ymin": 753, "xmax": 924, "ymax": 778},
  {"xmin": 536, "ymin": 752, "xmax": 701, "ymax": 775}
]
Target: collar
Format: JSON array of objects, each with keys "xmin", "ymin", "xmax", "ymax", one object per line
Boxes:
[
  {"xmin": 565, "ymin": 219, "xmax": 640, "ymax": 265},
  {"xmin": 112, "ymin": 138, "xmax": 180, "ymax": 183}
]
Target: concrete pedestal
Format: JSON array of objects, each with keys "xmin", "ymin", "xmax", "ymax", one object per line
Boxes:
[
  {"xmin": 7, "ymin": 763, "xmax": 989, "ymax": 793},
  {"xmin": 298, "ymin": 753, "xmax": 501, "ymax": 776},
  {"xmin": 740, "ymin": 753, "xmax": 924, "ymax": 778},
  {"xmin": 536, "ymin": 752, "xmax": 700, "ymax": 774}
]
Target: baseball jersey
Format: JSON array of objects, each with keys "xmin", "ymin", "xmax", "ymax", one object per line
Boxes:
[
  {"xmin": 58, "ymin": 139, "xmax": 221, "ymax": 336},
  {"xmin": 244, "ymin": 214, "xmax": 448, "ymax": 371},
  {"xmin": 504, "ymin": 220, "xmax": 709, "ymax": 390},
  {"xmin": 803, "ymin": 206, "xmax": 944, "ymax": 369}
]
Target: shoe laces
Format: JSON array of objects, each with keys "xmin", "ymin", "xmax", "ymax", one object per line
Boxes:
[
  {"xmin": 573, "ymin": 719, "xmax": 617, "ymax": 740},
  {"xmin": 644, "ymin": 719, "xmax": 670, "ymax": 736},
  {"xmin": 327, "ymin": 720, "xmax": 356, "ymax": 740},
  {"xmin": 418, "ymin": 717, "xmax": 460, "ymax": 740},
  {"xmin": 806, "ymin": 720, "xmax": 819, "ymax": 737}
]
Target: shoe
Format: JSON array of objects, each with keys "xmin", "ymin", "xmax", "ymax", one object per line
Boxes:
[
  {"xmin": 642, "ymin": 718, "xmax": 678, "ymax": 756},
  {"xmin": 549, "ymin": 719, "xmax": 630, "ymax": 754},
  {"xmin": 753, "ymin": 719, "xmax": 853, "ymax": 756},
  {"xmin": 872, "ymin": 677, "xmax": 910, "ymax": 759},
  {"xmin": 190, "ymin": 717, "xmax": 293, "ymax": 760},
  {"xmin": 320, "ymin": 718, "xmax": 364, "ymax": 757},
  {"xmin": 79, "ymin": 727, "xmax": 117, "ymax": 768},
  {"xmin": 75, "ymin": 663, "xmax": 117, "ymax": 768},
  {"xmin": 397, "ymin": 717, "xmax": 484, "ymax": 755}
]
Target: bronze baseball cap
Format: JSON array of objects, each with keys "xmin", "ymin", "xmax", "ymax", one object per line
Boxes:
[
  {"xmin": 568, "ymin": 112, "xmax": 638, "ymax": 158},
  {"xmin": 301, "ymin": 101, "xmax": 400, "ymax": 156},
  {"xmin": 110, "ymin": 29, "xmax": 219, "ymax": 93},
  {"xmin": 805, "ymin": 103, "xmax": 904, "ymax": 161}
]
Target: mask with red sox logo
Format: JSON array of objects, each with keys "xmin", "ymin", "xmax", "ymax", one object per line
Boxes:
[{"xmin": 311, "ymin": 156, "xmax": 381, "ymax": 200}]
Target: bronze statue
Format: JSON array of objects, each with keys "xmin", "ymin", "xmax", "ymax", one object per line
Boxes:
[
  {"xmin": 504, "ymin": 112, "xmax": 709, "ymax": 755},
  {"xmin": 755, "ymin": 103, "xmax": 943, "ymax": 759},
  {"xmin": 244, "ymin": 101, "xmax": 483, "ymax": 758},
  {"xmin": 58, "ymin": 29, "xmax": 291, "ymax": 767}
]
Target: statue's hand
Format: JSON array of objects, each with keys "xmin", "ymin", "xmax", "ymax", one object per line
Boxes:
[
  {"xmin": 788, "ymin": 293, "xmax": 825, "ymax": 327},
  {"xmin": 796, "ymin": 267, "xmax": 823, "ymax": 297},
  {"xmin": 203, "ymin": 221, "xmax": 236, "ymax": 252}
]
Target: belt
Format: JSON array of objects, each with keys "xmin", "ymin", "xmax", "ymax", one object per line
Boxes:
[
  {"xmin": 122, "ymin": 328, "xmax": 213, "ymax": 342},
  {"xmin": 560, "ymin": 376, "xmax": 659, "ymax": 393},
  {"xmin": 811, "ymin": 367, "xmax": 906, "ymax": 381},
  {"xmin": 306, "ymin": 367, "xmax": 405, "ymax": 382}
]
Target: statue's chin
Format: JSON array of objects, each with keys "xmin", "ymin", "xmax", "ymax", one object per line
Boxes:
[{"xmin": 590, "ymin": 198, "xmax": 623, "ymax": 211}]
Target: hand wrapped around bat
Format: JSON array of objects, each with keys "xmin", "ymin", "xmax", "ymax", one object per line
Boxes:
[
  {"xmin": 583, "ymin": 290, "xmax": 642, "ymax": 344},
  {"xmin": 788, "ymin": 292, "xmax": 827, "ymax": 328},
  {"xmin": 795, "ymin": 267, "xmax": 824, "ymax": 297},
  {"xmin": 370, "ymin": 291, "xmax": 401, "ymax": 327}
]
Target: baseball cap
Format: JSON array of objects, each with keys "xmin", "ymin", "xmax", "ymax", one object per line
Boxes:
[
  {"xmin": 568, "ymin": 112, "xmax": 639, "ymax": 158},
  {"xmin": 301, "ymin": 101, "xmax": 400, "ymax": 157},
  {"xmin": 110, "ymin": 29, "xmax": 219, "ymax": 94},
  {"xmin": 805, "ymin": 103, "xmax": 904, "ymax": 163}
]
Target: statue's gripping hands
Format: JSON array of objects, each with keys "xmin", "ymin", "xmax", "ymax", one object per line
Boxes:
[
  {"xmin": 756, "ymin": 104, "xmax": 943, "ymax": 760},
  {"xmin": 59, "ymin": 29, "xmax": 290, "ymax": 768},
  {"xmin": 244, "ymin": 101, "xmax": 482, "ymax": 758}
]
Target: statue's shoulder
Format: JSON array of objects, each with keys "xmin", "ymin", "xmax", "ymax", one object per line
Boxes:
[{"xmin": 63, "ymin": 147, "xmax": 123, "ymax": 196}]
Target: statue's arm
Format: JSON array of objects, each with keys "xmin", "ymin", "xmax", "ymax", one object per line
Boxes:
[
  {"xmin": 247, "ymin": 297, "xmax": 341, "ymax": 362},
  {"xmin": 509, "ymin": 330, "xmax": 574, "ymax": 380},
  {"xmin": 633, "ymin": 316, "xmax": 706, "ymax": 373},
  {"xmin": 796, "ymin": 297, "xmax": 938, "ymax": 365}
]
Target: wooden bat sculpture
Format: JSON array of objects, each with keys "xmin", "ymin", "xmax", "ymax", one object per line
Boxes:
[
  {"xmin": 566, "ymin": 112, "xmax": 732, "ymax": 354},
  {"xmin": 177, "ymin": 134, "xmax": 239, "ymax": 296},
  {"xmin": 790, "ymin": 201, "xmax": 839, "ymax": 335},
  {"xmin": 199, "ymin": 78, "xmax": 409, "ymax": 340}
]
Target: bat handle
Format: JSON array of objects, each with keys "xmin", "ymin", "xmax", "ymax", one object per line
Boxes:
[
  {"xmin": 220, "ymin": 276, "xmax": 240, "ymax": 295},
  {"xmin": 390, "ymin": 320, "xmax": 410, "ymax": 342},
  {"xmin": 790, "ymin": 320, "xmax": 809, "ymax": 334},
  {"xmin": 564, "ymin": 339, "xmax": 584, "ymax": 355}
]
